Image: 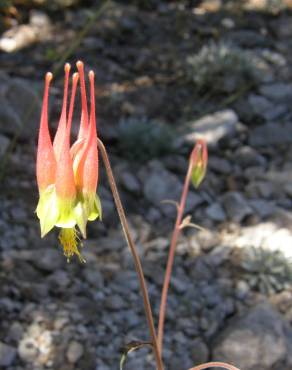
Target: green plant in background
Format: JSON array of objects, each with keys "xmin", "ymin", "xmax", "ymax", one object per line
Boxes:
[
  {"xmin": 44, "ymin": 47, "xmax": 60, "ymax": 62},
  {"xmin": 241, "ymin": 246, "xmax": 292, "ymax": 295},
  {"xmin": 118, "ymin": 117, "xmax": 175, "ymax": 162},
  {"xmin": 186, "ymin": 41, "xmax": 259, "ymax": 95}
]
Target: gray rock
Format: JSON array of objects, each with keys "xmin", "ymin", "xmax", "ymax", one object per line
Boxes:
[
  {"xmin": 284, "ymin": 183, "xmax": 292, "ymax": 197},
  {"xmin": 259, "ymin": 82, "xmax": 292, "ymax": 102},
  {"xmin": 142, "ymin": 161, "xmax": 203, "ymax": 216},
  {"xmin": 85, "ymin": 234, "xmax": 124, "ymax": 253},
  {"xmin": 212, "ymin": 304, "xmax": 288, "ymax": 370},
  {"xmin": 0, "ymin": 297, "xmax": 21, "ymax": 312},
  {"xmin": 171, "ymin": 276, "xmax": 189, "ymax": 294},
  {"xmin": 0, "ymin": 134, "xmax": 10, "ymax": 159},
  {"xmin": 247, "ymin": 94, "xmax": 287, "ymax": 121},
  {"xmin": 235, "ymin": 280, "xmax": 250, "ymax": 300},
  {"xmin": 226, "ymin": 30, "xmax": 270, "ymax": 48},
  {"xmin": 10, "ymin": 206, "xmax": 27, "ymax": 222},
  {"xmin": 119, "ymin": 171, "xmax": 141, "ymax": 194},
  {"xmin": 209, "ymin": 157, "xmax": 232, "ymax": 174},
  {"xmin": 273, "ymin": 16, "xmax": 292, "ymax": 38},
  {"xmin": 105, "ymin": 295, "xmax": 126, "ymax": 310},
  {"xmin": 31, "ymin": 248, "xmax": 64, "ymax": 272},
  {"xmin": 191, "ymin": 256, "xmax": 212, "ymax": 280},
  {"xmin": 206, "ymin": 245, "xmax": 231, "ymax": 267},
  {"xmin": 222, "ymin": 191, "xmax": 253, "ymax": 222},
  {"xmin": 185, "ymin": 109, "xmax": 239, "ymax": 146},
  {"xmin": 191, "ymin": 338, "xmax": 209, "ymax": 365},
  {"xmin": 8, "ymin": 322, "xmax": 23, "ymax": 342},
  {"xmin": 66, "ymin": 341, "xmax": 84, "ymax": 364},
  {"xmin": 260, "ymin": 49, "xmax": 287, "ymax": 68},
  {"xmin": 249, "ymin": 122, "xmax": 292, "ymax": 147},
  {"xmin": 205, "ymin": 202, "xmax": 226, "ymax": 222},
  {"xmin": 0, "ymin": 76, "xmax": 41, "ymax": 139},
  {"xmin": 95, "ymin": 362, "xmax": 111, "ymax": 370},
  {"xmin": 112, "ymin": 270, "xmax": 139, "ymax": 292},
  {"xmin": 234, "ymin": 146, "xmax": 266, "ymax": 168},
  {"xmin": 246, "ymin": 181, "xmax": 274, "ymax": 199},
  {"xmin": 0, "ymin": 103, "xmax": 21, "ymax": 136},
  {"xmin": 200, "ymin": 310, "xmax": 220, "ymax": 337},
  {"xmin": 249, "ymin": 199, "xmax": 275, "ymax": 218},
  {"xmin": 286, "ymin": 327, "xmax": 292, "ymax": 367},
  {"xmin": 99, "ymin": 198, "xmax": 115, "ymax": 220},
  {"xmin": 201, "ymin": 283, "xmax": 223, "ymax": 307},
  {"xmin": 48, "ymin": 269, "xmax": 70, "ymax": 288},
  {"xmin": 0, "ymin": 342, "xmax": 16, "ymax": 366},
  {"xmin": 145, "ymin": 207, "xmax": 161, "ymax": 223},
  {"xmin": 83, "ymin": 269, "xmax": 104, "ymax": 289},
  {"xmin": 262, "ymin": 169, "xmax": 292, "ymax": 188}
]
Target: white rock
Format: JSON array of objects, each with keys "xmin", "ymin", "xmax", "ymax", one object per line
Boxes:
[
  {"xmin": 66, "ymin": 341, "xmax": 84, "ymax": 364},
  {"xmin": 223, "ymin": 221, "xmax": 292, "ymax": 259},
  {"xmin": 185, "ymin": 109, "xmax": 239, "ymax": 146},
  {"xmin": 212, "ymin": 304, "xmax": 288, "ymax": 370},
  {"xmin": 0, "ymin": 25, "xmax": 37, "ymax": 52}
]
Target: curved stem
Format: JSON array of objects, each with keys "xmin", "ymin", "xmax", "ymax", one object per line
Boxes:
[
  {"xmin": 157, "ymin": 157, "xmax": 194, "ymax": 352},
  {"xmin": 188, "ymin": 362, "xmax": 240, "ymax": 370},
  {"xmin": 97, "ymin": 139, "xmax": 164, "ymax": 370}
]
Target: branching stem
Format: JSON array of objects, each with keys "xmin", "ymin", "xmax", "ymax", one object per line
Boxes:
[{"xmin": 157, "ymin": 156, "xmax": 194, "ymax": 352}]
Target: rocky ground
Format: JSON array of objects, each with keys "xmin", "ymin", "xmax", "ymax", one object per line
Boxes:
[{"xmin": 1, "ymin": 1, "xmax": 292, "ymax": 369}]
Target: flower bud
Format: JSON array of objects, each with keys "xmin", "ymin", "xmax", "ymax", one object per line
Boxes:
[{"xmin": 190, "ymin": 139, "xmax": 208, "ymax": 188}]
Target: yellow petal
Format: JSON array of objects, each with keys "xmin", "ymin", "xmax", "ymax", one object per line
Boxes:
[
  {"xmin": 36, "ymin": 186, "xmax": 59, "ymax": 237},
  {"xmin": 55, "ymin": 197, "xmax": 77, "ymax": 228},
  {"xmin": 74, "ymin": 200, "xmax": 88, "ymax": 238},
  {"xmin": 88, "ymin": 193, "xmax": 102, "ymax": 221}
]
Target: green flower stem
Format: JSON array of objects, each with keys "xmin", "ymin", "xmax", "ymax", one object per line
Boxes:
[
  {"xmin": 97, "ymin": 139, "xmax": 164, "ymax": 370},
  {"xmin": 157, "ymin": 155, "xmax": 194, "ymax": 352}
]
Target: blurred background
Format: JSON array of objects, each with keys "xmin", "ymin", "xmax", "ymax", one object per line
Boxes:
[{"xmin": 1, "ymin": 0, "xmax": 292, "ymax": 369}]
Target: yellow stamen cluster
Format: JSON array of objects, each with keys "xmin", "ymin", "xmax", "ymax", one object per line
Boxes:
[{"xmin": 58, "ymin": 228, "xmax": 85, "ymax": 263}]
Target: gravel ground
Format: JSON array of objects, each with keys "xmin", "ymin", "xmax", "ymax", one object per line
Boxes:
[{"xmin": 1, "ymin": 1, "xmax": 292, "ymax": 369}]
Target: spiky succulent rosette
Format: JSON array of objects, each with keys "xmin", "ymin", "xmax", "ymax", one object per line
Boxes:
[{"xmin": 36, "ymin": 62, "xmax": 101, "ymax": 261}]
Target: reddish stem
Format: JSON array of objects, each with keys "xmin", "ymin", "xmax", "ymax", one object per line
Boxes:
[
  {"xmin": 157, "ymin": 156, "xmax": 194, "ymax": 352},
  {"xmin": 188, "ymin": 362, "xmax": 240, "ymax": 370}
]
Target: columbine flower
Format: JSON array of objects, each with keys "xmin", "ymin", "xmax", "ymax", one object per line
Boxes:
[
  {"xmin": 36, "ymin": 61, "xmax": 102, "ymax": 262},
  {"xmin": 190, "ymin": 139, "xmax": 208, "ymax": 188}
]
